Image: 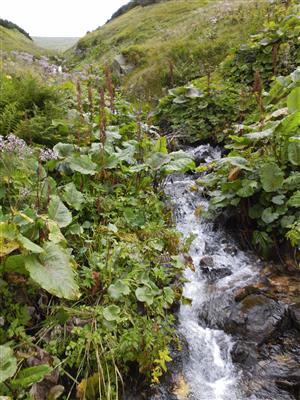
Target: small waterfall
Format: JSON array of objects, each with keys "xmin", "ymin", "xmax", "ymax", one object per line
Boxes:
[{"xmin": 163, "ymin": 144, "xmax": 262, "ymax": 400}]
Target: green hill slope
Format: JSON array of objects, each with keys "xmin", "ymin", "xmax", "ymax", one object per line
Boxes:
[
  {"xmin": 33, "ymin": 37, "xmax": 79, "ymax": 52},
  {"xmin": 67, "ymin": 0, "xmax": 269, "ymax": 101},
  {"xmin": 0, "ymin": 25, "xmax": 44, "ymax": 55}
]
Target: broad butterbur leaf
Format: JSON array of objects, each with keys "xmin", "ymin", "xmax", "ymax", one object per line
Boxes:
[
  {"xmin": 288, "ymin": 142, "xmax": 300, "ymax": 166},
  {"xmin": 0, "ymin": 222, "xmax": 19, "ymax": 257},
  {"xmin": 68, "ymin": 155, "xmax": 97, "ymax": 175},
  {"xmin": 135, "ymin": 286, "xmax": 155, "ymax": 306},
  {"xmin": 0, "ymin": 345, "xmax": 17, "ymax": 383},
  {"xmin": 163, "ymin": 151, "xmax": 195, "ymax": 173},
  {"xmin": 146, "ymin": 153, "xmax": 171, "ymax": 171},
  {"xmin": 53, "ymin": 143, "xmax": 75, "ymax": 157},
  {"xmin": 47, "ymin": 220, "xmax": 66, "ymax": 244},
  {"xmin": 25, "ymin": 242, "xmax": 80, "ymax": 300},
  {"xmin": 108, "ymin": 280, "xmax": 130, "ymax": 300},
  {"xmin": 18, "ymin": 235, "xmax": 44, "ymax": 254},
  {"xmin": 288, "ymin": 191, "xmax": 300, "ymax": 207},
  {"xmin": 12, "ymin": 364, "xmax": 52, "ymax": 388},
  {"xmin": 103, "ymin": 305, "xmax": 120, "ymax": 321},
  {"xmin": 48, "ymin": 196, "xmax": 72, "ymax": 228},
  {"xmin": 261, "ymin": 208, "xmax": 279, "ymax": 224},
  {"xmin": 244, "ymin": 128, "xmax": 273, "ymax": 140},
  {"xmin": 62, "ymin": 183, "xmax": 84, "ymax": 211},
  {"xmin": 287, "ymin": 87, "xmax": 300, "ymax": 113},
  {"xmin": 259, "ymin": 163, "xmax": 284, "ymax": 192}
]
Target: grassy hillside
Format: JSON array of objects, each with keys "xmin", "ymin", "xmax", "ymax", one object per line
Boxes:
[
  {"xmin": 67, "ymin": 0, "xmax": 270, "ymax": 101},
  {"xmin": 33, "ymin": 36, "xmax": 79, "ymax": 51},
  {"xmin": 0, "ymin": 25, "xmax": 44, "ymax": 55}
]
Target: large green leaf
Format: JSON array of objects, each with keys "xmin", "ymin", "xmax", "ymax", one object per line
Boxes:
[
  {"xmin": 53, "ymin": 143, "xmax": 75, "ymax": 157},
  {"xmin": 287, "ymin": 87, "xmax": 300, "ymax": 113},
  {"xmin": 146, "ymin": 153, "xmax": 171, "ymax": 171},
  {"xmin": 219, "ymin": 156, "xmax": 252, "ymax": 171},
  {"xmin": 259, "ymin": 163, "xmax": 284, "ymax": 192},
  {"xmin": 24, "ymin": 242, "xmax": 80, "ymax": 300},
  {"xmin": 48, "ymin": 195, "xmax": 72, "ymax": 228},
  {"xmin": 0, "ymin": 345, "xmax": 17, "ymax": 383},
  {"xmin": 0, "ymin": 222, "xmax": 19, "ymax": 257},
  {"xmin": 62, "ymin": 183, "xmax": 85, "ymax": 211},
  {"xmin": 12, "ymin": 365, "xmax": 52, "ymax": 388},
  {"xmin": 18, "ymin": 235, "xmax": 44, "ymax": 254},
  {"xmin": 108, "ymin": 280, "xmax": 130, "ymax": 300},
  {"xmin": 103, "ymin": 305, "xmax": 120, "ymax": 321},
  {"xmin": 261, "ymin": 208, "xmax": 280, "ymax": 224},
  {"xmin": 163, "ymin": 151, "xmax": 195, "ymax": 173},
  {"xmin": 47, "ymin": 220, "xmax": 66, "ymax": 244},
  {"xmin": 135, "ymin": 286, "xmax": 159, "ymax": 306},
  {"xmin": 244, "ymin": 128, "xmax": 273, "ymax": 140},
  {"xmin": 288, "ymin": 142, "xmax": 300, "ymax": 166},
  {"xmin": 68, "ymin": 155, "xmax": 97, "ymax": 175},
  {"xmin": 288, "ymin": 191, "xmax": 300, "ymax": 207}
]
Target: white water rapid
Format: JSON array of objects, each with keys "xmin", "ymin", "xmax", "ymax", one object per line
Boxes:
[{"xmin": 164, "ymin": 145, "xmax": 263, "ymax": 400}]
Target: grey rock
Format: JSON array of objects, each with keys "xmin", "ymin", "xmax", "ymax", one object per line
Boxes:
[{"xmin": 112, "ymin": 54, "xmax": 134, "ymax": 76}]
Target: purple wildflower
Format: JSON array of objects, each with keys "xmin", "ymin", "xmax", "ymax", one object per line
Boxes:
[
  {"xmin": 39, "ymin": 148, "xmax": 59, "ymax": 162},
  {"xmin": 0, "ymin": 134, "xmax": 32, "ymax": 158}
]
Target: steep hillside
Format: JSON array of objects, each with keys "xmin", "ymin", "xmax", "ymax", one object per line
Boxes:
[
  {"xmin": 0, "ymin": 24, "xmax": 44, "ymax": 55},
  {"xmin": 67, "ymin": 0, "xmax": 269, "ymax": 101}
]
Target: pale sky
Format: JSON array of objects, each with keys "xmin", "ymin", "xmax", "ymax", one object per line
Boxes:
[{"xmin": 1, "ymin": 0, "xmax": 130, "ymax": 37}]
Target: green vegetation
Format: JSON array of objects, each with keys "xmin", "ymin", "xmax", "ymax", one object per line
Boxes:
[
  {"xmin": 67, "ymin": 0, "xmax": 269, "ymax": 101},
  {"xmin": 0, "ymin": 73, "xmax": 73, "ymax": 145},
  {"xmin": 161, "ymin": 0, "xmax": 300, "ymax": 257},
  {"xmin": 200, "ymin": 67, "xmax": 300, "ymax": 256},
  {"xmin": 1, "ymin": 0, "xmax": 300, "ymax": 397},
  {"xmin": 155, "ymin": 78, "xmax": 255, "ymax": 143},
  {"xmin": 0, "ymin": 67, "xmax": 195, "ymax": 398}
]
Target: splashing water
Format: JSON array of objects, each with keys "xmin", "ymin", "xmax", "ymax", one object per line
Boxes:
[{"xmin": 164, "ymin": 145, "xmax": 262, "ymax": 400}]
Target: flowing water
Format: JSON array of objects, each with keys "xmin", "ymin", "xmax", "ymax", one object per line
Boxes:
[{"xmin": 163, "ymin": 145, "xmax": 263, "ymax": 400}]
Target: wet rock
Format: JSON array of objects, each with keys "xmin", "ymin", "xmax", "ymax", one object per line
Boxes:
[
  {"xmin": 201, "ymin": 265, "xmax": 232, "ymax": 282},
  {"xmin": 199, "ymin": 255, "xmax": 232, "ymax": 281},
  {"xmin": 199, "ymin": 293, "xmax": 235, "ymax": 329},
  {"xmin": 231, "ymin": 340, "xmax": 258, "ymax": 371},
  {"xmin": 227, "ymin": 295, "xmax": 288, "ymax": 343},
  {"xmin": 234, "ymin": 285, "xmax": 263, "ymax": 302},
  {"xmin": 199, "ymin": 256, "xmax": 214, "ymax": 267},
  {"xmin": 192, "ymin": 148, "xmax": 211, "ymax": 166},
  {"xmin": 200, "ymin": 294, "xmax": 288, "ymax": 344},
  {"xmin": 289, "ymin": 303, "xmax": 300, "ymax": 331}
]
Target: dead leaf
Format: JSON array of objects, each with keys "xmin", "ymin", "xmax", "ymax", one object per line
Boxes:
[{"xmin": 228, "ymin": 167, "xmax": 241, "ymax": 182}]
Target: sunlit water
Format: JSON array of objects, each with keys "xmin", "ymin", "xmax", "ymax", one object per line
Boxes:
[{"xmin": 164, "ymin": 145, "xmax": 262, "ymax": 400}]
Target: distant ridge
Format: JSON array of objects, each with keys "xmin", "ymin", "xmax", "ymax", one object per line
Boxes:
[
  {"xmin": 33, "ymin": 37, "xmax": 79, "ymax": 52},
  {"xmin": 109, "ymin": 0, "xmax": 167, "ymax": 21}
]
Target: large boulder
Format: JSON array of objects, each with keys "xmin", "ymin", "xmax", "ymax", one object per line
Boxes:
[
  {"xmin": 200, "ymin": 293, "xmax": 288, "ymax": 344},
  {"xmin": 199, "ymin": 256, "xmax": 232, "ymax": 282},
  {"xmin": 112, "ymin": 54, "xmax": 134, "ymax": 76}
]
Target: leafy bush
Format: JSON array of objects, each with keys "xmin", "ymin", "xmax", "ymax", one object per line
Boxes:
[
  {"xmin": 155, "ymin": 77, "xmax": 255, "ymax": 144},
  {"xmin": 221, "ymin": 2, "xmax": 300, "ymax": 87},
  {"xmin": 0, "ymin": 83, "xmax": 194, "ymax": 398},
  {"xmin": 199, "ymin": 67, "xmax": 300, "ymax": 256},
  {"xmin": 0, "ymin": 74, "xmax": 73, "ymax": 145}
]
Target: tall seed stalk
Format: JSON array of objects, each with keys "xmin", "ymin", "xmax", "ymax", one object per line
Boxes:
[
  {"xmin": 76, "ymin": 80, "xmax": 84, "ymax": 145},
  {"xmin": 104, "ymin": 65, "xmax": 115, "ymax": 114},
  {"xmin": 253, "ymin": 71, "xmax": 264, "ymax": 118}
]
